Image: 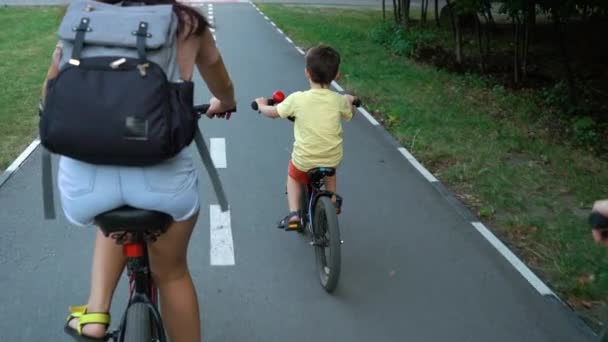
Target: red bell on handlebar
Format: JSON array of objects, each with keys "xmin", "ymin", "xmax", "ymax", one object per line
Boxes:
[{"xmin": 272, "ymin": 90, "xmax": 285, "ymax": 104}]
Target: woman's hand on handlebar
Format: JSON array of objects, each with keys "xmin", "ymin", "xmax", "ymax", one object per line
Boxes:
[{"xmin": 207, "ymin": 97, "xmax": 236, "ymax": 120}]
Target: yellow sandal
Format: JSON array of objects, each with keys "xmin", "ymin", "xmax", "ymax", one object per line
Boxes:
[{"xmin": 64, "ymin": 305, "xmax": 111, "ymax": 341}]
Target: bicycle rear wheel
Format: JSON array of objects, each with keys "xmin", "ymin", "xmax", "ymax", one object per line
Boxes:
[
  {"xmin": 122, "ymin": 302, "xmax": 153, "ymax": 342},
  {"xmin": 313, "ymin": 196, "xmax": 341, "ymax": 293}
]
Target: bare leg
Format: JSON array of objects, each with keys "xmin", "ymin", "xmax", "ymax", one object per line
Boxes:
[
  {"xmin": 69, "ymin": 229, "xmax": 127, "ymax": 338},
  {"xmin": 148, "ymin": 213, "xmax": 201, "ymax": 342},
  {"xmin": 286, "ymin": 175, "xmax": 302, "ymax": 220},
  {"xmin": 325, "ymin": 175, "xmax": 337, "ymax": 203}
]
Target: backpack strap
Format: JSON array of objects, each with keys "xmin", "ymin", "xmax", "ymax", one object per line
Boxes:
[
  {"xmin": 134, "ymin": 21, "xmax": 149, "ymax": 64},
  {"xmin": 69, "ymin": 17, "xmax": 90, "ymax": 66},
  {"xmin": 41, "ymin": 147, "xmax": 56, "ymax": 220},
  {"xmin": 193, "ymin": 126, "xmax": 229, "ymax": 212}
]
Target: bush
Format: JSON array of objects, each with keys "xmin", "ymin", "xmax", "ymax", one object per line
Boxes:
[{"xmin": 369, "ymin": 22, "xmax": 440, "ymax": 57}]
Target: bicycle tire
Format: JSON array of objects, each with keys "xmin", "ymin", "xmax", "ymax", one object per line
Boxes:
[
  {"xmin": 122, "ymin": 302, "xmax": 153, "ymax": 342},
  {"xmin": 298, "ymin": 184, "xmax": 308, "ymax": 234},
  {"xmin": 313, "ymin": 196, "xmax": 341, "ymax": 292}
]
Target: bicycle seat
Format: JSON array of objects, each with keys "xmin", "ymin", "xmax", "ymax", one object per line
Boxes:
[
  {"xmin": 307, "ymin": 167, "xmax": 336, "ymax": 183},
  {"xmin": 94, "ymin": 206, "xmax": 172, "ymax": 236}
]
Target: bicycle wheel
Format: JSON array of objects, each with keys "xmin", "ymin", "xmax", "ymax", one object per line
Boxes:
[
  {"xmin": 122, "ymin": 302, "xmax": 153, "ymax": 342},
  {"xmin": 313, "ymin": 196, "xmax": 341, "ymax": 292}
]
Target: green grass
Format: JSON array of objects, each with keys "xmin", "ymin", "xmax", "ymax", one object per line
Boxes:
[
  {"xmin": 259, "ymin": 4, "xmax": 608, "ymax": 328},
  {"xmin": 0, "ymin": 7, "xmax": 63, "ymax": 170}
]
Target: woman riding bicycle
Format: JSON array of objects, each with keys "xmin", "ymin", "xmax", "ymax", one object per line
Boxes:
[{"xmin": 41, "ymin": 1, "xmax": 236, "ymax": 341}]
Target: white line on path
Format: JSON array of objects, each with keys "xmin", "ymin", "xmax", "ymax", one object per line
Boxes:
[
  {"xmin": 285, "ymin": 36, "xmax": 293, "ymax": 44},
  {"xmin": 331, "ymin": 80, "xmax": 344, "ymax": 92},
  {"xmin": 472, "ymin": 222, "xmax": 555, "ymax": 297},
  {"xmin": 398, "ymin": 147, "xmax": 438, "ymax": 182},
  {"xmin": 0, "ymin": 139, "xmax": 40, "ymax": 187},
  {"xmin": 264, "ymin": 16, "xmax": 269, "ymax": 20},
  {"xmin": 210, "ymin": 138, "xmax": 227, "ymax": 168},
  {"xmin": 277, "ymin": 28, "xmax": 284, "ymax": 35},
  {"xmin": 296, "ymin": 46, "xmax": 305, "ymax": 55},
  {"xmin": 210, "ymin": 205, "xmax": 235, "ymax": 266},
  {"xmin": 357, "ymin": 107, "xmax": 380, "ymax": 126},
  {"xmin": 270, "ymin": 21, "xmax": 276, "ymax": 27}
]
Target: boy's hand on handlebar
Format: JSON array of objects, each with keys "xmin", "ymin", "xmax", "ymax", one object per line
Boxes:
[
  {"xmin": 255, "ymin": 97, "xmax": 268, "ymax": 109},
  {"xmin": 344, "ymin": 94, "xmax": 355, "ymax": 105},
  {"xmin": 207, "ymin": 97, "xmax": 236, "ymax": 120}
]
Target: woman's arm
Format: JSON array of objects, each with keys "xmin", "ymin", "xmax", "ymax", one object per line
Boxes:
[
  {"xmin": 195, "ymin": 27, "xmax": 236, "ymax": 114},
  {"xmin": 41, "ymin": 43, "xmax": 62, "ymax": 104}
]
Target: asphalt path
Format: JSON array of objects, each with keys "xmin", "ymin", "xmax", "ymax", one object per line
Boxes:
[{"xmin": 0, "ymin": 2, "xmax": 595, "ymax": 341}]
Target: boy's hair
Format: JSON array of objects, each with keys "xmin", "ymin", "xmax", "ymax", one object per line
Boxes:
[{"xmin": 305, "ymin": 45, "xmax": 341, "ymax": 85}]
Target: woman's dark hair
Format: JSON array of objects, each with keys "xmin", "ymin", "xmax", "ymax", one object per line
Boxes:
[{"xmin": 100, "ymin": 1, "xmax": 209, "ymax": 38}]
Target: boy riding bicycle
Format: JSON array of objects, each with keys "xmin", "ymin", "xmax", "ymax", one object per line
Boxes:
[{"xmin": 255, "ymin": 44, "xmax": 357, "ymax": 231}]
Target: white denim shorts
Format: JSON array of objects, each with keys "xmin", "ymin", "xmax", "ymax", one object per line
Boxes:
[{"xmin": 58, "ymin": 148, "xmax": 200, "ymax": 227}]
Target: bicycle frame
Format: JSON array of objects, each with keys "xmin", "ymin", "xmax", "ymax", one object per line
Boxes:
[{"xmin": 110, "ymin": 232, "xmax": 167, "ymax": 342}]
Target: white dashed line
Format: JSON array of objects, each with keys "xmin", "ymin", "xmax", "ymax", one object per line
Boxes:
[
  {"xmin": 210, "ymin": 205, "xmax": 235, "ymax": 266},
  {"xmin": 285, "ymin": 36, "xmax": 293, "ymax": 44},
  {"xmin": 270, "ymin": 22, "xmax": 276, "ymax": 27},
  {"xmin": 357, "ymin": 107, "xmax": 380, "ymax": 126},
  {"xmin": 264, "ymin": 16, "xmax": 269, "ymax": 20},
  {"xmin": 210, "ymin": 27, "xmax": 215, "ymax": 32},
  {"xmin": 210, "ymin": 138, "xmax": 227, "ymax": 168},
  {"xmin": 398, "ymin": 147, "xmax": 438, "ymax": 182},
  {"xmin": 296, "ymin": 46, "xmax": 305, "ymax": 55},
  {"xmin": 471, "ymin": 222, "xmax": 555, "ymax": 297},
  {"xmin": 277, "ymin": 28, "xmax": 284, "ymax": 35}
]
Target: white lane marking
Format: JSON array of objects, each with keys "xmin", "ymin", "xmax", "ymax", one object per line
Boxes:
[
  {"xmin": 270, "ymin": 21, "xmax": 276, "ymax": 27},
  {"xmin": 398, "ymin": 147, "xmax": 438, "ymax": 182},
  {"xmin": 471, "ymin": 222, "xmax": 555, "ymax": 297},
  {"xmin": 277, "ymin": 28, "xmax": 284, "ymax": 35},
  {"xmin": 264, "ymin": 15, "xmax": 269, "ymax": 20},
  {"xmin": 358, "ymin": 107, "xmax": 380, "ymax": 126},
  {"xmin": 210, "ymin": 205, "xmax": 235, "ymax": 266},
  {"xmin": 210, "ymin": 138, "xmax": 227, "ymax": 168},
  {"xmin": 213, "ymin": 34, "xmax": 217, "ymax": 41},
  {"xmin": 210, "ymin": 27, "xmax": 215, "ymax": 32},
  {"xmin": 0, "ymin": 139, "xmax": 40, "ymax": 187},
  {"xmin": 208, "ymin": 15, "xmax": 214, "ymax": 20},
  {"xmin": 296, "ymin": 46, "xmax": 305, "ymax": 55},
  {"xmin": 331, "ymin": 80, "xmax": 344, "ymax": 92},
  {"xmin": 285, "ymin": 36, "xmax": 293, "ymax": 44}
]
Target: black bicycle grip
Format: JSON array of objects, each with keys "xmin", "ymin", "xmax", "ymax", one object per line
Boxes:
[
  {"xmin": 589, "ymin": 212, "xmax": 608, "ymax": 228},
  {"xmin": 251, "ymin": 98, "xmax": 276, "ymax": 111},
  {"xmin": 589, "ymin": 212, "xmax": 608, "ymax": 239},
  {"xmin": 194, "ymin": 104, "xmax": 237, "ymax": 117}
]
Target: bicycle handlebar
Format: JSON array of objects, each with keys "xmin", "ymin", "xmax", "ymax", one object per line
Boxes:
[
  {"xmin": 193, "ymin": 104, "xmax": 237, "ymax": 118},
  {"xmin": 251, "ymin": 96, "xmax": 362, "ymax": 112},
  {"xmin": 589, "ymin": 212, "xmax": 608, "ymax": 239}
]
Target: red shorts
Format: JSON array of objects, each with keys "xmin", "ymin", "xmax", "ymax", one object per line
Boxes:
[{"xmin": 288, "ymin": 160, "xmax": 309, "ymax": 185}]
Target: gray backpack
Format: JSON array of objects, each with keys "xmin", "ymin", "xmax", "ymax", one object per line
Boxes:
[{"xmin": 40, "ymin": 0, "xmax": 228, "ymax": 218}]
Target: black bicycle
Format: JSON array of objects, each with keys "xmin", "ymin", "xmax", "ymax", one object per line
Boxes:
[
  {"xmin": 252, "ymin": 93, "xmax": 360, "ymax": 292},
  {"xmin": 588, "ymin": 212, "xmax": 608, "ymax": 342},
  {"xmin": 88, "ymin": 104, "xmax": 226, "ymax": 342}
]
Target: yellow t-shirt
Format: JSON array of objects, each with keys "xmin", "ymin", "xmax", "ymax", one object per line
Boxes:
[{"xmin": 276, "ymin": 88, "xmax": 353, "ymax": 171}]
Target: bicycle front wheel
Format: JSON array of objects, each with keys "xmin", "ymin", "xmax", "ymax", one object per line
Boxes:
[
  {"xmin": 122, "ymin": 302, "xmax": 153, "ymax": 342},
  {"xmin": 313, "ymin": 196, "xmax": 341, "ymax": 293}
]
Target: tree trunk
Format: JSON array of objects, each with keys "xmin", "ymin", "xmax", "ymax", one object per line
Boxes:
[
  {"xmin": 382, "ymin": 0, "xmax": 386, "ymax": 20},
  {"xmin": 402, "ymin": 0, "xmax": 411, "ymax": 29},
  {"xmin": 554, "ymin": 17, "xmax": 577, "ymax": 107},
  {"xmin": 513, "ymin": 17, "xmax": 521, "ymax": 84},
  {"xmin": 393, "ymin": 0, "xmax": 399, "ymax": 24},
  {"xmin": 421, "ymin": 0, "xmax": 429, "ymax": 24},
  {"xmin": 475, "ymin": 15, "xmax": 485, "ymax": 73},
  {"xmin": 434, "ymin": 0, "xmax": 439, "ymax": 27},
  {"xmin": 445, "ymin": 0, "xmax": 462, "ymax": 65}
]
